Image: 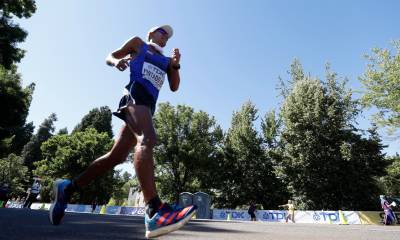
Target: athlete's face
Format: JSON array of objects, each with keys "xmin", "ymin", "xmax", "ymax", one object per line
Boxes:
[{"xmin": 150, "ymin": 29, "xmax": 168, "ymax": 47}]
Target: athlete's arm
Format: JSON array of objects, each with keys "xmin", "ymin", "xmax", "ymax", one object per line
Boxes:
[
  {"xmin": 167, "ymin": 48, "xmax": 181, "ymax": 91},
  {"xmin": 106, "ymin": 36, "xmax": 143, "ymax": 71}
]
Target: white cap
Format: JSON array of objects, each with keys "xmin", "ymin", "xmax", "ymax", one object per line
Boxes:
[{"xmin": 147, "ymin": 25, "xmax": 173, "ymax": 41}]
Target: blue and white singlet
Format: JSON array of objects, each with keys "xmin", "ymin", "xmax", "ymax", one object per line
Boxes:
[{"xmin": 126, "ymin": 43, "xmax": 170, "ymax": 104}]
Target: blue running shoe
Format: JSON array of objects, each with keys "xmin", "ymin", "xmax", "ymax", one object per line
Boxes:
[
  {"xmin": 49, "ymin": 179, "xmax": 71, "ymax": 225},
  {"xmin": 145, "ymin": 203, "xmax": 197, "ymax": 238}
]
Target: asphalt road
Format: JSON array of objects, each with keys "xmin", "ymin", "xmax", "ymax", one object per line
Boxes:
[{"xmin": 1, "ymin": 208, "xmax": 399, "ymax": 240}]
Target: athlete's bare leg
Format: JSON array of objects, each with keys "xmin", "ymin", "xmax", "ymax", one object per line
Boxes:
[
  {"xmin": 74, "ymin": 124, "xmax": 136, "ymax": 187},
  {"xmin": 123, "ymin": 102, "xmax": 158, "ymax": 203}
]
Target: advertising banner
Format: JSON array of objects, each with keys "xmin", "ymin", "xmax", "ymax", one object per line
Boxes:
[
  {"xmin": 105, "ymin": 206, "xmax": 121, "ymax": 215},
  {"xmin": 213, "ymin": 209, "xmax": 361, "ymax": 224},
  {"xmin": 119, "ymin": 207, "xmax": 145, "ymax": 216},
  {"xmin": 30, "ymin": 203, "xmax": 42, "ymax": 210},
  {"xmin": 358, "ymin": 211, "xmax": 400, "ymax": 225},
  {"xmin": 213, "ymin": 209, "xmax": 251, "ymax": 221},
  {"xmin": 257, "ymin": 210, "xmax": 288, "ymax": 222},
  {"xmin": 294, "ymin": 211, "xmax": 361, "ymax": 224}
]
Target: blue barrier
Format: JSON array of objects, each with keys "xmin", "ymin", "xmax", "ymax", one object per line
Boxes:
[
  {"xmin": 105, "ymin": 206, "xmax": 120, "ymax": 215},
  {"xmin": 93, "ymin": 205, "xmax": 101, "ymax": 214},
  {"xmin": 35, "ymin": 203, "xmax": 366, "ymax": 224},
  {"xmin": 76, "ymin": 204, "xmax": 91, "ymax": 213},
  {"xmin": 65, "ymin": 204, "xmax": 144, "ymax": 216},
  {"xmin": 260, "ymin": 211, "xmax": 287, "ymax": 222},
  {"xmin": 33, "ymin": 203, "xmax": 373, "ymax": 224},
  {"xmin": 120, "ymin": 207, "xmax": 145, "ymax": 216},
  {"xmin": 65, "ymin": 204, "xmax": 91, "ymax": 213},
  {"xmin": 120, "ymin": 207, "xmax": 135, "ymax": 215}
]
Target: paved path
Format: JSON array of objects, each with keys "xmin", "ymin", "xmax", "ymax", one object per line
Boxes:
[{"xmin": 1, "ymin": 208, "xmax": 399, "ymax": 240}]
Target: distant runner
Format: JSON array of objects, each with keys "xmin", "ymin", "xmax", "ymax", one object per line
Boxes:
[
  {"xmin": 380, "ymin": 195, "xmax": 397, "ymax": 225},
  {"xmin": 279, "ymin": 200, "xmax": 295, "ymax": 223}
]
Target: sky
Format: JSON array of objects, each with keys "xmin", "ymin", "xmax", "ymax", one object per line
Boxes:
[{"xmin": 16, "ymin": 0, "xmax": 400, "ymax": 174}]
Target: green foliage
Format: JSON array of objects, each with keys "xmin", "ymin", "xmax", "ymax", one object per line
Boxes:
[
  {"xmin": 153, "ymin": 102, "xmax": 223, "ymax": 203},
  {"xmin": 215, "ymin": 101, "xmax": 282, "ymax": 209},
  {"xmin": 0, "ymin": 153, "xmax": 29, "ymax": 196},
  {"xmin": 278, "ymin": 59, "xmax": 306, "ymax": 98},
  {"xmin": 0, "ymin": 0, "xmax": 37, "ymax": 69},
  {"xmin": 261, "ymin": 110, "xmax": 288, "ymax": 202},
  {"xmin": 33, "ymin": 128, "xmax": 116, "ymax": 204},
  {"xmin": 107, "ymin": 197, "xmax": 116, "ymax": 206},
  {"xmin": 280, "ymin": 61, "xmax": 387, "ymax": 210},
  {"xmin": 379, "ymin": 155, "xmax": 400, "ymax": 196},
  {"xmin": 360, "ymin": 40, "xmax": 400, "ymax": 135},
  {"xmin": 21, "ymin": 113, "xmax": 57, "ymax": 172},
  {"xmin": 0, "ymin": 0, "xmax": 37, "ymax": 18},
  {"xmin": 110, "ymin": 171, "xmax": 128, "ymax": 206},
  {"xmin": 339, "ymin": 127, "xmax": 388, "ymax": 209},
  {"xmin": 73, "ymin": 106, "xmax": 113, "ymax": 138},
  {"xmin": 111, "ymin": 172, "xmax": 138, "ymax": 206},
  {"xmin": 0, "ymin": 66, "xmax": 35, "ymax": 157},
  {"xmin": 57, "ymin": 127, "xmax": 68, "ymax": 135},
  {"xmin": 122, "ymin": 171, "xmax": 132, "ymax": 182},
  {"xmin": 9, "ymin": 121, "xmax": 34, "ymax": 156},
  {"xmin": 261, "ymin": 109, "xmax": 281, "ymax": 149}
]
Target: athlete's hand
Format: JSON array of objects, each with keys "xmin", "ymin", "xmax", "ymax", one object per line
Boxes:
[
  {"xmin": 171, "ymin": 48, "xmax": 180, "ymax": 67},
  {"xmin": 116, "ymin": 58, "xmax": 131, "ymax": 71}
]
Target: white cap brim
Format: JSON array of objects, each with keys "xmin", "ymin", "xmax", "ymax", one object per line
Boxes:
[{"xmin": 147, "ymin": 25, "xmax": 173, "ymax": 40}]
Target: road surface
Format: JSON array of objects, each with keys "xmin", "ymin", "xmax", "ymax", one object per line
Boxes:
[{"xmin": 1, "ymin": 208, "xmax": 399, "ymax": 240}]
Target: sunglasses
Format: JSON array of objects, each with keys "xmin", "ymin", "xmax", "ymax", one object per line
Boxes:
[{"xmin": 156, "ymin": 28, "xmax": 168, "ymax": 36}]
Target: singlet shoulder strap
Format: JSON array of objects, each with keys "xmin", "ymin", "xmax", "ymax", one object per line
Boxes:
[
  {"xmin": 138, "ymin": 42, "xmax": 148, "ymax": 56},
  {"xmin": 130, "ymin": 42, "xmax": 148, "ymax": 62}
]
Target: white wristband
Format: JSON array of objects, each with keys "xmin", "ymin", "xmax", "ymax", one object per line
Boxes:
[{"xmin": 106, "ymin": 53, "xmax": 119, "ymax": 67}]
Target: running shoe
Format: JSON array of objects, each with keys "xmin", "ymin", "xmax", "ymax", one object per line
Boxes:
[
  {"xmin": 145, "ymin": 203, "xmax": 197, "ymax": 238},
  {"xmin": 49, "ymin": 179, "xmax": 71, "ymax": 225}
]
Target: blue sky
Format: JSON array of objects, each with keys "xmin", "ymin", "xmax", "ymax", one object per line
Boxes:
[{"xmin": 17, "ymin": 0, "xmax": 399, "ymax": 173}]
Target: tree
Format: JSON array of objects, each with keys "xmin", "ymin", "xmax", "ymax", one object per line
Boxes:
[
  {"xmin": 360, "ymin": 40, "xmax": 400, "ymax": 135},
  {"xmin": 34, "ymin": 128, "xmax": 116, "ymax": 204},
  {"xmin": 112, "ymin": 171, "xmax": 137, "ymax": 206},
  {"xmin": 57, "ymin": 127, "xmax": 68, "ymax": 135},
  {"xmin": 9, "ymin": 121, "xmax": 34, "ymax": 156},
  {"xmin": 73, "ymin": 106, "xmax": 113, "ymax": 138},
  {"xmin": 21, "ymin": 113, "xmax": 57, "ymax": 172},
  {"xmin": 379, "ymin": 154, "xmax": 400, "ymax": 197},
  {"xmin": 0, "ymin": 0, "xmax": 37, "ymax": 69},
  {"xmin": 261, "ymin": 110, "xmax": 288, "ymax": 203},
  {"xmin": 153, "ymin": 102, "xmax": 223, "ymax": 203},
  {"xmin": 0, "ymin": 153, "xmax": 29, "ymax": 196},
  {"xmin": 280, "ymin": 61, "xmax": 387, "ymax": 210},
  {"xmin": 261, "ymin": 110, "xmax": 281, "ymax": 149},
  {"xmin": 0, "ymin": 66, "xmax": 35, "ymax": 157},
  {"xmin": 339, "ymin": 126, "xmax": 388, "ymax": 209},
  {"xmin": 215, "ymin": 101, "xmax": 281, "ymax": 209},
  {"xmin": 110, "ymin": 170, "xmax": 128, "ymax": 206}
]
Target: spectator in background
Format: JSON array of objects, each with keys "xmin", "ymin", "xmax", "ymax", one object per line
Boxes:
[
  {"xmin": 279, "ymin": 200, "xmax": 295, "ymax": 223},
  {"xmin": 24, "ymin": 188, "xmax": 31, "ymax": 206},
  {"xmin": 380, "ymin": 195, "xmax": 397, "ymax": 225},
  {"xmin": 20, "ymin": 197, "xmax": 26, "ymax": 208},
  {"xmin": 91, "ymin": 198, "xmax": 98, "ymax": 213},
  {"xmin": 248, "ymin": 201, "xmax": 257, "ymax": 221},
  {"xmin": 15, "ymin": 196, "xmax": 22, "ymax": 208},
  {"xmin": 24, "ymin": 180, "xmax": 41, "ymax": 209},
  {"xmin": 5, "ymin": 197, "xmax": 15, "ymax": 208},
  {"xmin": 0, "ymin": 184, "xmax": 10, "ymax": 207}
]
